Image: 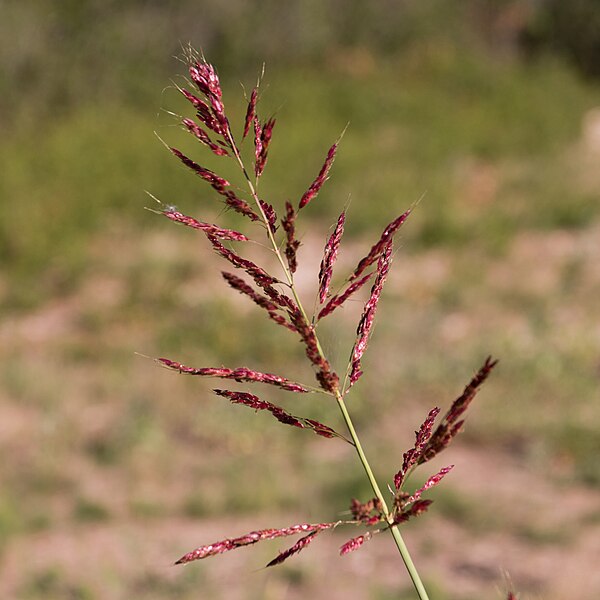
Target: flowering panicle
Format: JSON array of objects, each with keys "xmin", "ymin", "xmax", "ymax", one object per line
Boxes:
[
  {"xmin": 161, "ymin": 207, "xmax": 247, "ymax": 241},
  {"xmin": 213, "ymin": 389, "xmax": 340, "ymax": 439},
  {"xmin": 349, "ymin": 241, "xmax": 393, "ymax": 386},
  {"xmin": 299, "ymin": 142, "xmax": 338, "ymax": 209},
  {"xmin": 317, "ymin": 272, "xmax": 374, "ymax": 320},
  {"xmin": 318, "ymin": 211, "xmax": 346, "ymax": 304},
  {"xmin": 281, "ymin": 201, "xmax": 300, "ymax": 273},
  {"xmin": 157, "ymin": 358, "xmax": 309, "ymax": 393},
  {"xmin": 419, "ymin": 356, "xmax": 498, "ymax": 463},
  {"xmin": 393, "ymin": 407, "xmax": 441, "ymax": 490},
  {"xmin": 351, "ymin": 209, "xmax": 411, "ymax": 281},
  {"xmin": 157, "ymin": 56, "xmax": 497, "ymax": 587}
]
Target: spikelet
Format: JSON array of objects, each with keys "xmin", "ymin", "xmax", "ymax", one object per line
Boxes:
[
  {"xmin": 318, "ymin": 211, "xmax": 346, "ymax": 304},
  {"xmin": 299, "ymin": 142, "xmax": 338, "ymax": 209}
]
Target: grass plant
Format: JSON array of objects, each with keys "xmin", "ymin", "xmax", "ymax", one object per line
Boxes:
[{"xmin": 152, "ymin": 50, "xmax": 503, "ymax": 599}]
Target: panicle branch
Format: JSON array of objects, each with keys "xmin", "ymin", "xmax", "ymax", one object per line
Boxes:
[
  {"xmin": 393, "ymin": 407, "xmax": 441, "ymax": 491},
  {"xmin": 157, "ymin": 358, "xmax": 310, "ymax": 393},
  {"xmin": 266, "ymin": 531, "xmax": 320, "ymax": 567},
  {"xmin": 254, "ymin": 117, "xmax": 276, "ymax": 178},
  {"xmin": 419, "ymin": 356, "xmax": 498, "ymax": 464},
  {"xmin": 351, "ymin": 209, "xmax": 411, "ymax": 281},
  {"xmin": 182, "ymin": 118, "xmax": 229, "ymax": 157},
  {"xmin": 243, "ymin": 88, "xmax": 258, "ymax": 140},
  {"xmin": 317, "ymin": 272, "xmax": 374, "ymax": 320},
  {"xmin": 175, "ymin": 522, "xmax": 338, "ymax": 565},
  {"xmin": 169, "ymin": 147, "xmax": 230, "ymax": 192},
  {"xmin": 318, "ymin": 211, "xmax": 346, "ymax": 304},
  {"xmin": 406, "ymin": 465, "xmax": 454, "ymax": 505},
  {"xmin": 348, "ymin": 240, "xmax": 393, "ymax": 387},
  {"xmin": 281, "ymin": 201, "xmax": 301, "ymax": 273},
  {"xmin": 213, "ymin": 389, "xmax": 341, "ymax": 439},
  {"xmin": 221, "ymin": 271, "xmax": 297, "ymax": 332},
  {"xmin": 161, "ymin": 207, "xmax": 247, "ymax": 241},
  {"xmin": 339, "ymin": 532, "xmax": 372, "ymax": 556},
  {"xmin": 299, "ymin": 142, "xmax": 338, "ymax": 209}
]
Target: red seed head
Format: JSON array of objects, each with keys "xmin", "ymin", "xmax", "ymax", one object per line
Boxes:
[{"xmin": 339, "ymin": 533, "xmax": 372, "ymax": 556}]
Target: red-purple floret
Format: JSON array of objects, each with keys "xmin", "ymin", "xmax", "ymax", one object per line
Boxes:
[
  {"xmin": 259, "ymin": 199, "xmax": 278, "ymax": 235},
  {"xmin": 170, "ymin": 147, "xmax": 230, "ymax": 192},
  {"xmin": 317, "ymin": 272, "xmax": 374, "ymax": 320},
  {"xmin": 350, "ymin": 209, "xmax": 411, "ymax": 281},
  {"xmin": 221, "ymin": 272, "xmax": 297, "ymax": 332},
  {"xmin": 299, "ymin": 142, "xmax": 338, "ymax": 209},
  {"xmin": 318, "ymin": 211, "xmax": 346, "ymax": 304},
  {"xmin": 213, "ymin": 389, "xmax": 339, "ymax": 438},
  {"xmin": 243, "ymin": 88, "xmax": 258, "ymax": 140},
  {"xmin": 182, "ymin": 118, "xmax": 228, "ymax": 156},
  {"xmin": 161, "ymin": 208, "xmax": 247, "ymax": 241},
  {"xmin": 266, "ymin": 531, "xmax": 320, "ymax": 567},
  {"xmin": 281, "ymin": 201, "xmax": 301, "ymax": 273},
  {"xmin": 222, "ymin": 190, "xmax": 261, "ymax": 222},
  {"xmin": 255, "ymin": 117, "xmax": 276, "ymax": 178},
  {"xmin": 339, "ymin": 533, "xmax": 372, "ymax": 556},
  {"xmin": 188, "ymin": 60, "xmax": 228, "ymax": 132},
  {"xmin": 406, "ymin": 465, "xmax": 454, "ymax": 504}
]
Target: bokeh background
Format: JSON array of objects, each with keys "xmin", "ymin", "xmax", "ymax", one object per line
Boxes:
[{"xmin": 1, "ymin": 1, "xmax": 599, "ymax": 598}]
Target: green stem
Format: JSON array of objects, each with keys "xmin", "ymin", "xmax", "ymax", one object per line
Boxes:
[
  {"xmin": 335, "ymin": 392, "xmax": 430, "ymax": 600},
  {"xmin": 227, "ymin": 128, "xmax": 429, "ymax": 599}
]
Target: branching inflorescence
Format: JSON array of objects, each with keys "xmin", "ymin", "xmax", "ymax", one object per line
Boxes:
[{"xmin": 153, "ymin": 50, "xmax": 497, "ymax": 599}]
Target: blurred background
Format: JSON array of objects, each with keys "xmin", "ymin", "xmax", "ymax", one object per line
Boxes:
[{"xmin": 1, "ymin": 1, "xmax": 599, "ymax": 598}]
